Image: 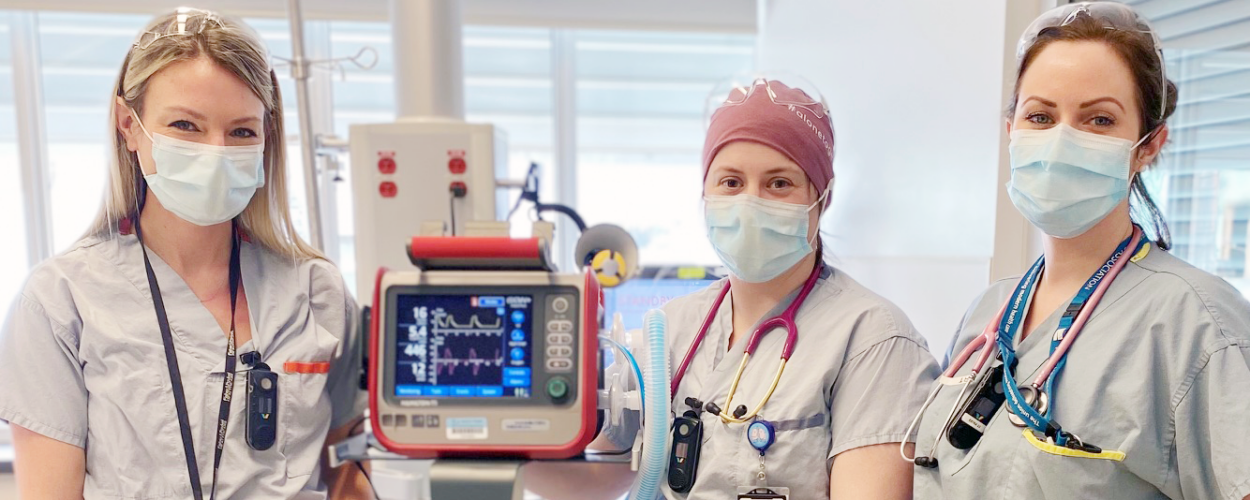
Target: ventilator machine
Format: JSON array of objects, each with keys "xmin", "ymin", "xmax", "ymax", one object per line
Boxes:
[{"xmin": 301, "ymin": 2, "xmax": 678, "ymax": 498}]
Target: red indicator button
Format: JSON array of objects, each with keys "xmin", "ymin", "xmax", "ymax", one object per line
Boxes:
[
  {"xmin": 379, "ymin": 181, "xmax": 397, "ymax": 198},
  {"xmin": 378, "ymin": 157, "xmax": 397, "ymax": 174},
  {"xmin": 448, "ymin": 157, "xmax": 467, "ymax": 174}
]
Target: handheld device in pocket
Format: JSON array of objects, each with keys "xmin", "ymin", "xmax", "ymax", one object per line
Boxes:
[
  {"xmin": 945, "ymin": 360, "xmax": 1009, "ymax": 450},
  {"xmin": 246, "ymin": 362, "xmax": 279, "ymax": 451},
  {"xmin": 668, "ymin": 411, "xmax": 703, "ymax": 493}
]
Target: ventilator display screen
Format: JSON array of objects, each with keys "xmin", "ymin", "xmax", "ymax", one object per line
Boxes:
[{"xmin": 394, "ymin": 294, "xmax": 533, "ymax": 398}]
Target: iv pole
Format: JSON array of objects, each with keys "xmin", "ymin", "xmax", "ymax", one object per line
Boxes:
[{"xmin": 286, "ymin": 0, "xmax": 324, "ymax": 251}]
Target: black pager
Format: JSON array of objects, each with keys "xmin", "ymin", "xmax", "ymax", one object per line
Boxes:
[
  {"xmin": 246, "ymin": 362, "xmax": 278, "ymax": 451},
  {"xmin": 667, "ymin": 411, "xmax": 703, "ymax": 493},
  {"xmin": 945, "ymin": 360, "xmax": 1010, "ymax": 450}
]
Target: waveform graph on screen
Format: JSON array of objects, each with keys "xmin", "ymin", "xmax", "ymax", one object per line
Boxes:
[
  {"xmin": 423, "ymin": 308, "xmax": 505, "ymax": 387},
  {"xmin": 395, "ymin": 293, "xmax": 533, "ymax": 397}
]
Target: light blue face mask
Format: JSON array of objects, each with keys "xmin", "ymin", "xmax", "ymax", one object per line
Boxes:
[
  {"xmin": 1007, "ymin": 124, "xmax": 1149, "ymax": 238},
  {"xmin": 132, "ymin": 109, "xmax": 265, "ymax": 226},
  {"xmin": 704, "ymin": 185, "xmax": 829, "ymax": 283}
]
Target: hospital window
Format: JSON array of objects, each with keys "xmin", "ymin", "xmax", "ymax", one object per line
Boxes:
[
  {"xmin": 327, "ymin": 25, "xmax": 752, "ymax": 286},
  {"xmin": 0, "ymin": 16, "xmax": 27, "ymax": 308},
  {"xmin": 0, "ymin": 12, "xmax": 23, "ymax": 449},
  {"xmin": 1117, "ymin": 0, "xmax": 1250, "ymax": 292},
  {"xmin": 0, "ymin": 9, "xmax": 754, "ymax": 339},
  {"xmin": 574, "ymin": 30, "xmax": 754, "ymax": 266}
]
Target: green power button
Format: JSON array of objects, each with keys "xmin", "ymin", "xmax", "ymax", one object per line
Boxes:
[{"xmin": 546, "ymin": 377, "xmax": 569, "ymax": 400}]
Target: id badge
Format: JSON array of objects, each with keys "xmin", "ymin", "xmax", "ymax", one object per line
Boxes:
[{"xmin": 736, "ymin": 486, "xmax": 790, "ymax": 499}]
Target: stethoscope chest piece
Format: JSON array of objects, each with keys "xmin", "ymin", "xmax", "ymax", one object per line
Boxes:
[{"xmin": 1007, "ymin": 385, "xmax": 1049, "ymax": 428}]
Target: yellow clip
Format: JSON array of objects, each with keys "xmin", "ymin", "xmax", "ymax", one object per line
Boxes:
[
  {"xmin": 1021, "ymin": 430, "xmax": 1126, "ymax": 462},
  {"xmin": 591, "ymin": 250, "xmax": 627, "ymax": 288},
  {"xmin": 1131, "ymin": 243, "xmax": 1151, "ymax": 263}
]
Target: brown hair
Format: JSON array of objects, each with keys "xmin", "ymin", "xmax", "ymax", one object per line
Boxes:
[
  {"xmin": 1009, "ymin": 14, "xmax": 1178, "ymax": 249},
  {"xmin": 89, "ymin": 8, "xmax": 323, "ymax": 261}
]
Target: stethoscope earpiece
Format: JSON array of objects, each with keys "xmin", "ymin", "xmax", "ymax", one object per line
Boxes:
[{"xmin": 914, "ymin": 456, "xmax": 938, "ymax": 469}]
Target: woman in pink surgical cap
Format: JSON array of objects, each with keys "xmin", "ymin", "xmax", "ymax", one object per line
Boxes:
[{"xmin": 654, "ymin": 78, "xmax": 939, "ymax": 499}]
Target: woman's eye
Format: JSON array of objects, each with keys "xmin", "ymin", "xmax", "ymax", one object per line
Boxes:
[
  {"xmin": 1091, "ymin": 115, "xmax": 1115, "ymax": 127},
  {"xmin": 1026, "ymin": 113, "xmax": 1052, "ymax": 125},
  {"xmin": 231, "ymin": 128, "xmax": 258, "ymax": 139},
  {"xmin": 770, "ymin": 179, "xmax": 792, "ymax": 189},
  {"xmin": 722, "ymin": 179, "xmax": 742, "ymax": 189},
  {"xmin": 170, "ymin": 120, "xmax": 199, "ymax": 132}
]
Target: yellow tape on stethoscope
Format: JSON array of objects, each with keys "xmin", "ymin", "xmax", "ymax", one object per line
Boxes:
[{"xmin": 1021, "ymin": 430, "xmax": 1127, "ymax": 462}]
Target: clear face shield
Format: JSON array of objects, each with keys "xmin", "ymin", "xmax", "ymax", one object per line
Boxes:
[
  {"xmin": 132, "ymin": 7, "xmax": 256, "ymax": 52},
  {"xmin": 1017, "ymin": 1, "xmax": 1167, "ymax": 120},
  {"xmin": 701, "ymin": 73, "xmax": 835, "ymax": 198},
  {"xmin": 703, "ymin": 74, "xmax": 832, "ymax": 129}
]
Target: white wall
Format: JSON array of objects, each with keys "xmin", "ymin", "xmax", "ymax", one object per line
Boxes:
[{"xmin": 758, "ymin": 0, "xmax": 1045, "ymax": 353}]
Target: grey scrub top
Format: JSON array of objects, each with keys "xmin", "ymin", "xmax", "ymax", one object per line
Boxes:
[
  {"xmin": 0, "ymin": 232, "xmax": 366, "ymax": 499},
  {"xmin": 913, "ymin": 244, "xmax": 1250, "ymax": 500},
  {"xmin": 661, "ymin": 264, "xmax": 939, "ymax": 500}
]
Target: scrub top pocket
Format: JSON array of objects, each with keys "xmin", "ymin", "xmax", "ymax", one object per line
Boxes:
[
  {"xmin": 914, "ymin": 386, "xmax": 1010, "ymax": 478},
  {"xmin": 277, "ymin": 323, "xmax": 341, "ymax": 479}
]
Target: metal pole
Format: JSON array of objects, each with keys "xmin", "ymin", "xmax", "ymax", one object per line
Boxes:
[
  {"xmin": 306, "ymin": 19, "xmax": 339, "ymax": 263},
  {"xmin": 10, "ymin": 12, "xmax": 54, "ymax": 266},
  {"xmin": 391, "ymin": 0, "xmax": 464, "ymax": 121},
  {"xmin": 552, "ymin": 29, "xmax": 578, "ymax": 272},
  {"xmin": 287, "ymin": 0, "xmax": 325, "ymax": 251}
]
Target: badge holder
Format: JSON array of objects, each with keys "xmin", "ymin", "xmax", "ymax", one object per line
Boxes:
[
  {"xmin": 737, "ymin": 420, "xmax": 789, "ymax": 500},
  {"xmin": 243, "ymin": 351, "xmax": 278, "ymax": 451},
  {"xmin": 667, "ymin": 408, "xmax": 703, "ymax": 493}
]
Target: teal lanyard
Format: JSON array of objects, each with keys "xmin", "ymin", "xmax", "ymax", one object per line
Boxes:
[{"xmin": 995, "ymin": 229, "xmax": 1145, "ymax": 447}]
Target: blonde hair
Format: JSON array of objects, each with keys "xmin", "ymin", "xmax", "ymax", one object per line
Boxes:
[{"xmin": 88, "ymin": 7, "xmax": 323, "ymax": 261}]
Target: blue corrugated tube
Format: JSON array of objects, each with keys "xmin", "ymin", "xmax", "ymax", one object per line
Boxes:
[{"xmin": 629, "ymin": 309, "xmax": 670, "ymax": 500}]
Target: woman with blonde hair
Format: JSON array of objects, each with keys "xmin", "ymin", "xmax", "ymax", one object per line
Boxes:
[{"xmin": 0, "ymin": 8, "xmax": 370, "ymax": 498}]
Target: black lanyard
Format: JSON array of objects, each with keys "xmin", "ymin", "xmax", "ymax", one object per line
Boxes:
[{"xmin": 135, "ymin": 218, "xmax": 240, "ymax": 500}]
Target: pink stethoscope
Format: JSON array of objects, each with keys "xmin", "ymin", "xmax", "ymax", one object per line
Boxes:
[
  {"xmin": 671, "ymin": 261, "xmax": 824, "ymax": 424},
  {"xmin": 901, "ymin": 227, "xmax": 1144, "ymax": 466}
]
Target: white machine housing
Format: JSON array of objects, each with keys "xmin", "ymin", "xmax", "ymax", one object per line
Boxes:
[{"xmin": 350, "ymin": 121, "xmax": 508, "ymax": 298}]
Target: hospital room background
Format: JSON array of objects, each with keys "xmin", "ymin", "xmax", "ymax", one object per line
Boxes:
[{"xmin": 0, "ymin": 0, "xmax": 1246, "ymax": 497}]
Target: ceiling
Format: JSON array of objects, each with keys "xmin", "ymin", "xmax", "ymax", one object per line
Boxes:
[{"xmin": 0, "ymin": 0, "xmax": 758, "ymax": 33}]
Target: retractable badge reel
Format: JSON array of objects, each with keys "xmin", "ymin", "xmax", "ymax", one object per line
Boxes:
[{"xmin": 737, "ymin": 420, "xmax": 789, "ymax": 500}]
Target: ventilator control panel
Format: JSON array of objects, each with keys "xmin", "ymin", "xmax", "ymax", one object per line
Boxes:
[{"xmin": 370, "ymin": 270, "xmax": 598, "ymax": 459}]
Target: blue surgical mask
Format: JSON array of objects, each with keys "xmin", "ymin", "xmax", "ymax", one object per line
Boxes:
[
  {"xmin": 704, "ymin": 185, "xmax": 829, "ymax": 283},
  {"xmin": 132, "ymin": 109, "xmax": 265, "ymax": 226},
  {"xmin": 1007, "ymin": 124, "xmax": 1148, "ymax": 238}
]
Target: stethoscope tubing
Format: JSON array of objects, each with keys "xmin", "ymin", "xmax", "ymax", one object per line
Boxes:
[{"xmin": 670, "ymin": 261, "xmax": 824, "ymax": 423}]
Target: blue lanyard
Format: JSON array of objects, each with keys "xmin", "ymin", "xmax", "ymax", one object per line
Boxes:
[{"xmin": 995, "ymin": 230, "xmax": 1145, "ymax": 445}]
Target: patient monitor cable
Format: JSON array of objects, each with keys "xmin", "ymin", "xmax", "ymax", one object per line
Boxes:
[
  {"xmin": 345, "ymin": 418, "xmax": 381, "ymax": 500},
  {"xmin": 507, "ymin": 162, "xmax": 588, "ymax": 232}
]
